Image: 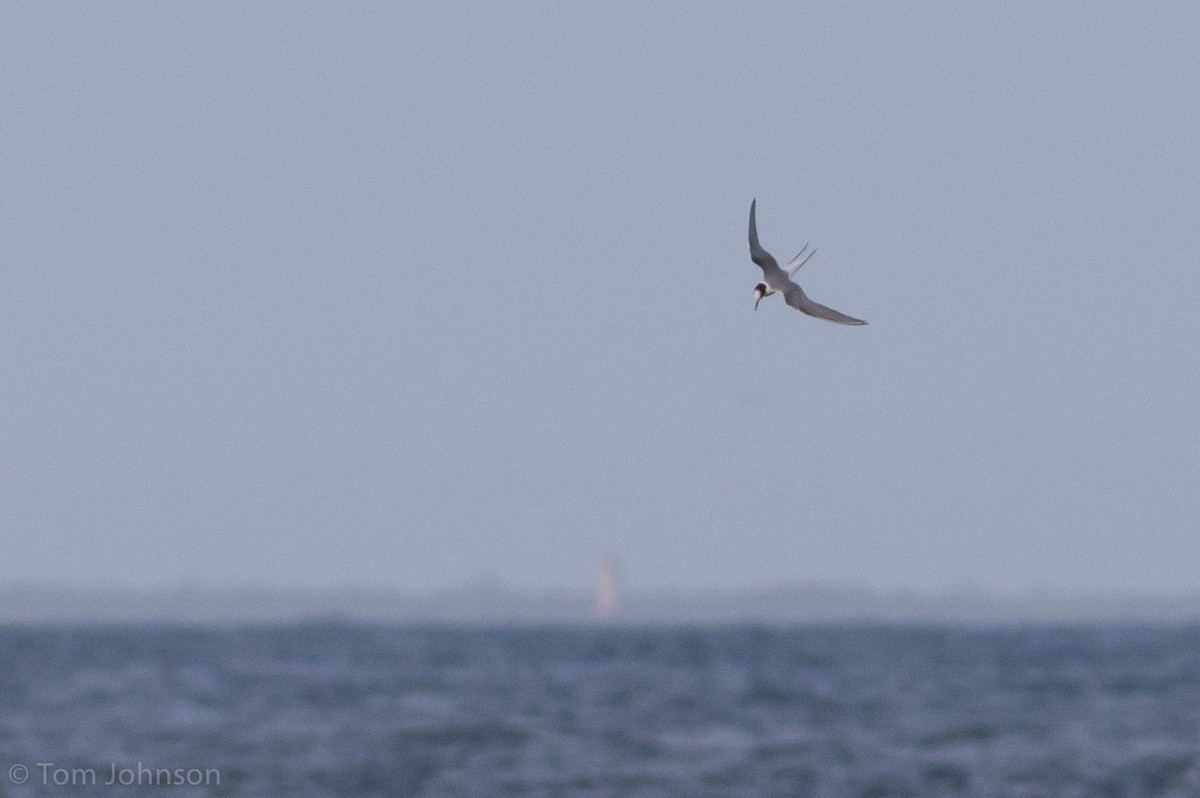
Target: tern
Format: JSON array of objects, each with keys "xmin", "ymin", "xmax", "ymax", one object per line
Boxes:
[{"xmin": 749, "ymin": 199, "xmax": 867, "ymax": 325}]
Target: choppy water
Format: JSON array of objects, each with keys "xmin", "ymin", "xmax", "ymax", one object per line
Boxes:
[{"xmin": 2, "ymin": 624, "xmax": 1199, "ymax": 797}]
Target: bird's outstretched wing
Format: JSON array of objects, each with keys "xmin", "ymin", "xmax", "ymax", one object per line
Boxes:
[
  {"xmin": 783, "ymin": 284, "xmax": 868, "ymax": 325},
  {"xmin": 748, "ymin": 199, "xmax": 782, "ymax": 277}
]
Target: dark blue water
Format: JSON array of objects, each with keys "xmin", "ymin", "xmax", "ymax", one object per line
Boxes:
[{"xmin": 2, "ymin": 624, "xmax": 1199, "ymax": 797}]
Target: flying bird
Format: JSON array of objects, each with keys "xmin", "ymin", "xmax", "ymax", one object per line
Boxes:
[{"xmin": 748, "ymin": 199, "xmax": 867, "ymax": 325}]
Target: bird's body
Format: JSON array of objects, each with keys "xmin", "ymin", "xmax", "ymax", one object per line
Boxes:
[{"xmin": 748, "ymin": 199, "xmax": 867, "ymax": 325}]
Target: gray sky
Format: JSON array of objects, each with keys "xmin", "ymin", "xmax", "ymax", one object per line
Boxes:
[{"xmin": 2, "ymin": 3, "xmax": 1197, "ymax": 595}]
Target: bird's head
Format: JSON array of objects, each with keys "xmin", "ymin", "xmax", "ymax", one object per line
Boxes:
[{"xmin": 753, "ymin": 283, "xmax": 767, "ymax": 310}]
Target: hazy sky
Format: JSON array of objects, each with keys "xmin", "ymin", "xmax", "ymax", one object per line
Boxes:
[{"xmin": 2, "ymin": 3, "xmax": 1197, "ymax": 594}]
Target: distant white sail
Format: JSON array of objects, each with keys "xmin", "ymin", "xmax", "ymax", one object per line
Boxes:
[{"xmin": 593, "ymin": 558, "xmax": 619, "ymax": 620}]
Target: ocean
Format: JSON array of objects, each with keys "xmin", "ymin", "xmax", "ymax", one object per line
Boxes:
[{"xmin": 2, "ymin": 623, "xmax": 1198, "ymax": 797}]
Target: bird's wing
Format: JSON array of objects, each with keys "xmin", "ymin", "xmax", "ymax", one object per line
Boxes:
[
  {"xmin": 783, "ymin": 284, "xmax": 868, "ymax": 325},
  {"xmin": 748, "ymin": 199, "xmax": 782, "ymax": 277}
]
